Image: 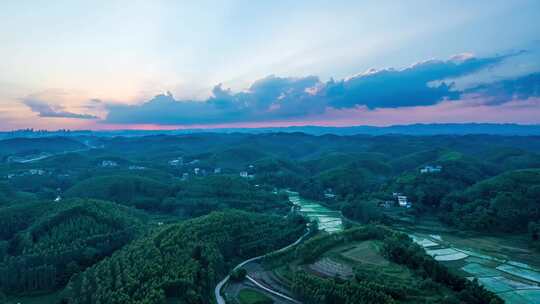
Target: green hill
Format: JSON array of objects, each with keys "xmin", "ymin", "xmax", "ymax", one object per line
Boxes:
[
  {"xmin": 61, "ymin": 210, "xmax": 305, "ymax": 304},
  {"xmin": 65, "ymin": 175, "xmax": 171, "ymax": 210},
  {"xmin": 0, "ymin": 199, "xmax": 146, "ymax": 294},
  {"xmin": 0, "ymin": 137, "xmax": 85, "ymax": 157},
  {"xmin": 441, "ymin": 169, "xmax": 540, "ymax": 233}
]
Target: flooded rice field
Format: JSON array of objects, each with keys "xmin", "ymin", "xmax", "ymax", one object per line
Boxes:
[{"xmin": 287, "ymin": 192, "xmax": 343, "ymax": 233}]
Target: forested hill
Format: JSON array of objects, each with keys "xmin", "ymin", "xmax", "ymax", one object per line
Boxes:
[
  {"xmin": 61, "ymin": 210, "xmax": 306, "ymax": 304},
  {"xmin": 0, "ymin": 199, "xmax": 147, "ymax": 295},
  {"xmin": 0, "ymin": 137, "xmax": 85, "ymax": 157},
  {"xmin": 440, "ymin": 169, "xmax": 540, "ymax": 233}
]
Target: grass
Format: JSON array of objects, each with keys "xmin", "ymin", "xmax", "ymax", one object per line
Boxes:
[
  {"xmin": 339, "ymin": 240, "xmax": 389, "ymax": 266},
  {"xmin": 238, "ymin": 289, "xmax": 273, "ymax": 304}
]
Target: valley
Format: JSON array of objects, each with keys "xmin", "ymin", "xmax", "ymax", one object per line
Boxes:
[{"xmin": 1, "ymin": 132, "xmax": 539, "ymax": 303}]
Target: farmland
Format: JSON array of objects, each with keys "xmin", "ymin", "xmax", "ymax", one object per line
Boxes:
[{"xmin": 406, "ymin": 226, "xmax": 540, "ymax": 303}]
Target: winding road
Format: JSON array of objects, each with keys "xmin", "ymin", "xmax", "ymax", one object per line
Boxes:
[{"xmin": 214, "ymin": 228, "xmax": 310, "ymax": 304}]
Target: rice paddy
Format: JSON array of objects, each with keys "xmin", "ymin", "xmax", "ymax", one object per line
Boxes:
[
  {"xmin": 287, "ymin": 192, "xmax": 343, "ymax": 233},
  {"xmin": 497, "ymin": 264, "xmax": 540, "ymax": 284},
  {"xmin": 410, "ymin": 232, "xmax": 540, "ymax": 303}
]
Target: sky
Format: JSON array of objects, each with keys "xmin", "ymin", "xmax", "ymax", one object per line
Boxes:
[{"xmin": 1, "ymin": 0, "xmax": 540, "ymax": 130}]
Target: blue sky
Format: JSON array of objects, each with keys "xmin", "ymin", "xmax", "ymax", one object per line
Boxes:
[{"xmin": 0, "ymin": 0, "xmax": 539, "ymax": 129}]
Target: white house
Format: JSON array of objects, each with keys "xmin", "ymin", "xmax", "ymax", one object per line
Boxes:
[
  {"xmin": 168, "ymin": 158, "xmax": 184, "ymax": 166},
  {"xmin": 101, "ymin": 160, "xmax": 118, "ymax": 168},
  {"xmin": 240, "ymin": 171, "xmax": 248, "ymax": 178},
  {"xmin": 324, "ymin": 188, "xmax": 336, "ymax": 199},
  {"xmin": 29, "ymin": 169, "xmax": 45, "ymax": 175},
  {"xmin": 420, "ymin": 165, "xmax": 442, "ymax": 174},
  {"xmin": 397, "ymin": 195, "xmax": 408, "ymax": 207}
]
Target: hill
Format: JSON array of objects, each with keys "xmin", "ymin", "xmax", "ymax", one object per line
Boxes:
[
  {"xmin": 61, "ymin": 210, "xmax": 306, "ymax": 304},
  {"xmin": 0, "ymin": 199, "xmax": 147, "ymax": 294},
  {"xmin": 64, "ymin": 175, "xmax": 171, "ymax": 210},
  {"xmin": 0, "ymin": 137, "xmax": 85, "ymax": 157},
  {"xmin": 440, "ymin": 169, "xmax": 540, "ymax": 233}
]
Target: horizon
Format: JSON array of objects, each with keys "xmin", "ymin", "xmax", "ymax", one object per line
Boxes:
[
  {"xmin": 1, "ymin": 1, "xmax": 540, "ymax": 130},
  {"xmin": 3, "ymin": 122, "xmax": 540, "ymax": 137}
]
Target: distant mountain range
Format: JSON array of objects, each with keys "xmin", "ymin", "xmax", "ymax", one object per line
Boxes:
[{"xmin": 2, "ymin": 123, "xmax": 540, "ymax": 139}]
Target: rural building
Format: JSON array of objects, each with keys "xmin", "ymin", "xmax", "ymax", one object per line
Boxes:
[
  {"xmin": 168, "ymin": 157, "xmax": 183, "ymax": 166},
  {"xmin": 397, "ymin": 195, "xmax": 408, "ymax": 207},
  {"xmin": 420, "ymin": 165, "xmax": 442, "ymax": 174},
  {"xmin": 101, "ymin": 160, "xmax": 118, "ymax": 168},
  {"xmin": 324, "ymin": 188, "xmax": 337, "ymax": 199},
  {"xmin": 29, "ymin": 169, "xmax": 45, "ymax": 175}
]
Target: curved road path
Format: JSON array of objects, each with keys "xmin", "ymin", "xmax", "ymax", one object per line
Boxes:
[{"xmin": 215, "ymin": 229, "xmax": 310, "ymax": 304}]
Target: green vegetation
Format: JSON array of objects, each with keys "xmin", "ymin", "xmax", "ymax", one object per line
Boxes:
[
  {"xmin": 1, "ymin": 133, "xmax": 539, "ymax": 301},
  {"xmin": 164, "ymin": 176, "xmax": 291, "ymax": 216},
  {"xmin": 266, "ymin": 226, "xmax": 502, "ymax": 303},
  {"xmin": 237, "ymin": 289, "xmax": 273, "ymax": 304},
  {"xmin": 65, "ymin": 175, "xmax": 170, "ymax": 210},
  {"xmin": 0, "ymin": 199, "xmax": 146, "ymax": 295},
  {"xmin": 440, "ymin": 169, "xmax": 540, "ymax": 234},
  {"xmin": 61, "ymin": 210, "xmax": 305, "ymax": 304}
]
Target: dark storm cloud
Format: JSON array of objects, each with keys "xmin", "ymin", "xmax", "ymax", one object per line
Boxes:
[
  {"xmin": 466, "ymin": 72, "xmax": 540, "ymax": 103},
  {"xmin": 23, "ymin": 98, "xmax": 98, "ymax": 119},
  {"xmin": 104, "ymin": 53, "xmax": 525, "ymax": 125}
]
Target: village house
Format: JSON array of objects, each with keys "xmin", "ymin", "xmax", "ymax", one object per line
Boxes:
[
  {"xmin": 101, "ymin": 160, "xmax": 118, "ymax": 168},
  {"xmin": 420, "ymin": 165, "xmax": 442, "ymax": 174},
  {"xmin": 240, "ymin": 171, "xmax": 249, "ymax": 178},
  {"xmin": 187, "ymin": 159, "xmax": 200, "ymax": 165},
  {"xmin": 28, "ymin": 169, "xmax": 45, "ymax": 175},
  {"xmin": 397, "ymin": 195, "xmax": 408, "ymax": 207},
  {"xmin": 324, "ymin": 188, "xmax": 336, "ymax": 199},
  {"xmin": 168, "ymin": 157, "xmax": 183, "ymax": 166}
]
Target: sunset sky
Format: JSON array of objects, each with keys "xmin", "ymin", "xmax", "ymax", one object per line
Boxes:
[{"xmin": 1, "ymin": 0, "xmax": 540, "ymax": 130}]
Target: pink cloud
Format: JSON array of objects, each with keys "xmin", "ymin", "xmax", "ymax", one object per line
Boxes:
[{"xmin": 3, "ymin": 96, "xmax": 539, "ymax": 131}]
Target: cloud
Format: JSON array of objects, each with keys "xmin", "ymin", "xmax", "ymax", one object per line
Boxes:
[
  {"xmin": 466, "ymin": 72, "xmax": 540, "ymax": 103},
  {"xmin": 104, "ymin": 52, "xmax": 528, "ymax": 125},
  {"xmin": 23, "ymin": 98, "xmax": 98, "ymax": 119}
]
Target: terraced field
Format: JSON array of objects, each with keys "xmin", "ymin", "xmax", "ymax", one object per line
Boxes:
[{"xmin": 410, "ymin": 233, "xmax": 540, "ymax": 303}]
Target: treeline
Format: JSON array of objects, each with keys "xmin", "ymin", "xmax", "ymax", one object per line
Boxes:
[
  {"xmin": 0, "ymin": 199, "xmax": 146, "ymax": 295},
  {"xmin": 164, "ymin": 175, "xmax": 290, "ymax": 216},
  {"xmin": 439, "ymin": 169, "xmax": 540, "ymax": 234},
  {"xmin": 64, "ymin": 175, "xmax": 170, "ymax": 210},
  {"xmin": 292, "ymin": 271, "xmax": 395, "ymax": 304},
  {"xmin": 65, "ymin": 174, "xmax": 290, "ymax": 216},
  {"xmin": 382, "ymin": 234, "xmax": 502, "ymax": 304},
  {"xmin": 61, "ymin": 210, "xmax": 306, "ymax": 304}
]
